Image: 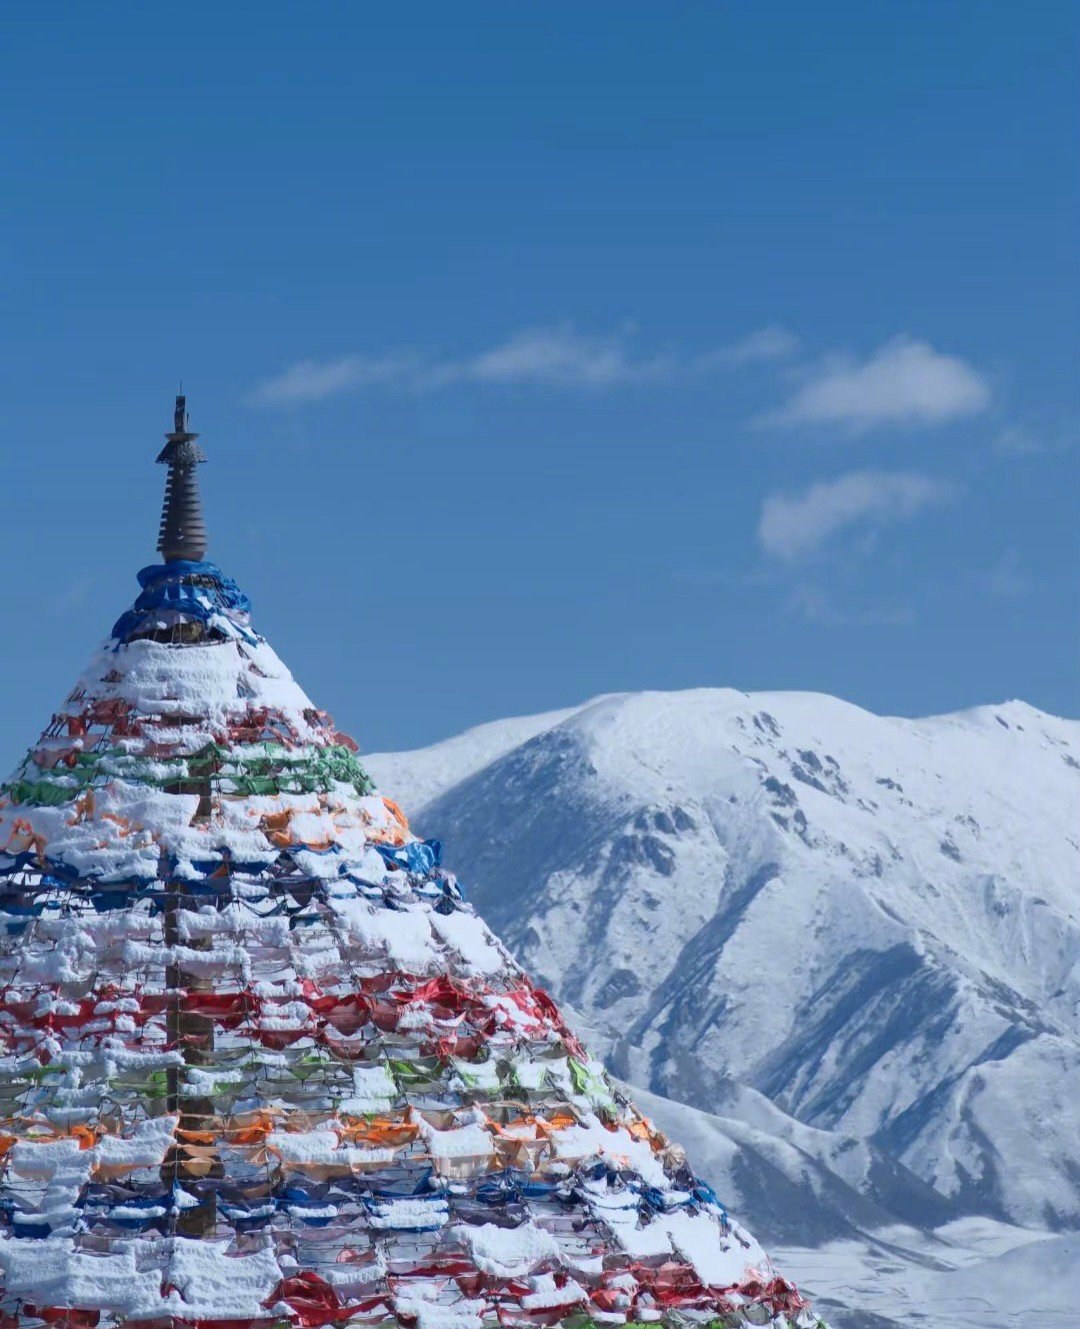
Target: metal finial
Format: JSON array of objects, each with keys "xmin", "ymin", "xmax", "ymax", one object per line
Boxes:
[{"xmin": 156, "ymin": 393, "xmax": 209, "ymax": 562}]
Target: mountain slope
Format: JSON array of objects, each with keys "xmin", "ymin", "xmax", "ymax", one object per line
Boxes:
[
  {"xmin": 367, "ymin": 688, "xmax": 1080, "ymax": 1231},
  {"xmin": 630, "ymin": 1089, "xmax": 1066, "ymax": 1329}
]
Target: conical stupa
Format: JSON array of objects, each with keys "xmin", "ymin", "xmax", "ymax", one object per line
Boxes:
[{"xmin": 0, "ymin": 400, "xmax": 823, "ymax": 1328}]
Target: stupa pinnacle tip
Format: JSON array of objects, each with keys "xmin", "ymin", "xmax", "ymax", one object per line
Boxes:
[
  {"xmin": 156, "ymin": 390, "xmax": 209, "ymax": 562},
  {"xmin": 162, "ymin": 391, "xmax": 200, "ymax": 446}
]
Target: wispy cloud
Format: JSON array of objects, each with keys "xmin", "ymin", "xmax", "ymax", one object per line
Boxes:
[
  {"xmin": 993, "ymin": 424, "xmax": 1044, "ymax": 457},
  {"xmin": 758, "ymin": 469, "xmax": 956, "ymax": 561},
  {"xmin": 51, "ymin": 575, "xmax": 93, "ymax": 615},
  {"xmin": 993, "ymin": 416, "xmax": 1077, "ymax": 458},
  {"xmin": 447, "ymin": 325, "xmax": 673, "ymax": 388},
  {"xmin": 786, "ymin": 584, "xmax": 916, "ymax": 626},
  {"xmin": 696, "ymin": 325, "xmax": 800, "ymax": 369},
  {"xmin": 249, "ymin": 323, "xmax": 799, "ymax": 406},
  {"xmin": 758, "ymin": 335, "xmax": 991, "ymax": 430},
  {"xmin": 250, "ymin": 353, "xmax": 425, "ymax": 405},
  {"xmin": 985, "ymin": 549, "xmax": 1032, "ymax": 598}
]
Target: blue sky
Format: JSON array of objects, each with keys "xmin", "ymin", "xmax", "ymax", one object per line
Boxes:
[{"xmin": 2, "ymin": 2, "xmax": 1077, "ymax": 755}]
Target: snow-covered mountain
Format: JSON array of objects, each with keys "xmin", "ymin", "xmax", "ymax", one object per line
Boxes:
[
  {"xmin": 367, "ymin": 688, "xmax": 1080, "ymax": 1326},
  {"xmin": 367, "ymin": 689, "xmax": 1080, "ymax": 1238},
  {"xmin": 626, "ymin": 1087, "xmax": 1072, "ymax": 1329}
]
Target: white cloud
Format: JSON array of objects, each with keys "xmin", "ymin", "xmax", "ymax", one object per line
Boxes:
[
  {"xmin": 451, "ymin": 325, "xmax": 672, "ymax": 386},
  {"xmin": 249, "ymin": 352, "xmax": 424, "ymax": 405},
  {"xmin": 697, "ymin": 325, "xmax": 800, "ymax": 368},
  {"xmin": 249, "ymin": 323, "xmax": 798, "ymax": 405},
  {"xmin": 758, "ymin": 469, "xmax": 956, "ymax": 561},
  {"xmin": 759, "ymin": 335, "xmax": 991, "ymax": 430},
  {"xmin": 250, "ymin": 326, "xmax": 666, "ymax": 403}
]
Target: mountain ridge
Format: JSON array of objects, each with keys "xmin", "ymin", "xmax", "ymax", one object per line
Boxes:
[{"xmin": 367, "ymin": 686, "xmax": 1080, "ymax": 1234}]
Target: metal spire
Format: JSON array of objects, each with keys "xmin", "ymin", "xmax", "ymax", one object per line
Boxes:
[{"xmin": 156, "ymin": 393, "xmax": 208, "ymax": 562}]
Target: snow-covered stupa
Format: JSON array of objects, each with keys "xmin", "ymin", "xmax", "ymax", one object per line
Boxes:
[{"xmin": 0, "ymin": 400, "xmax": 822, "ymax": 1328}]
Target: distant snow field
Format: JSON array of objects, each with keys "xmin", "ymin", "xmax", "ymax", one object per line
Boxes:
[{"xmin": 368, "ymin": 688, "xmax": 1080, "ymax": 1329}]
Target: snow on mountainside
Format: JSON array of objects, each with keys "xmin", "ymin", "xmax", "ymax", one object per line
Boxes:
[
  {"xmin": 630, "ymin": 1088, "xmax": 1071, "ymax": 1329},
  {"xmin": 367, "ymin": 688, "xmax": 1080, "ymax": 1238}
]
